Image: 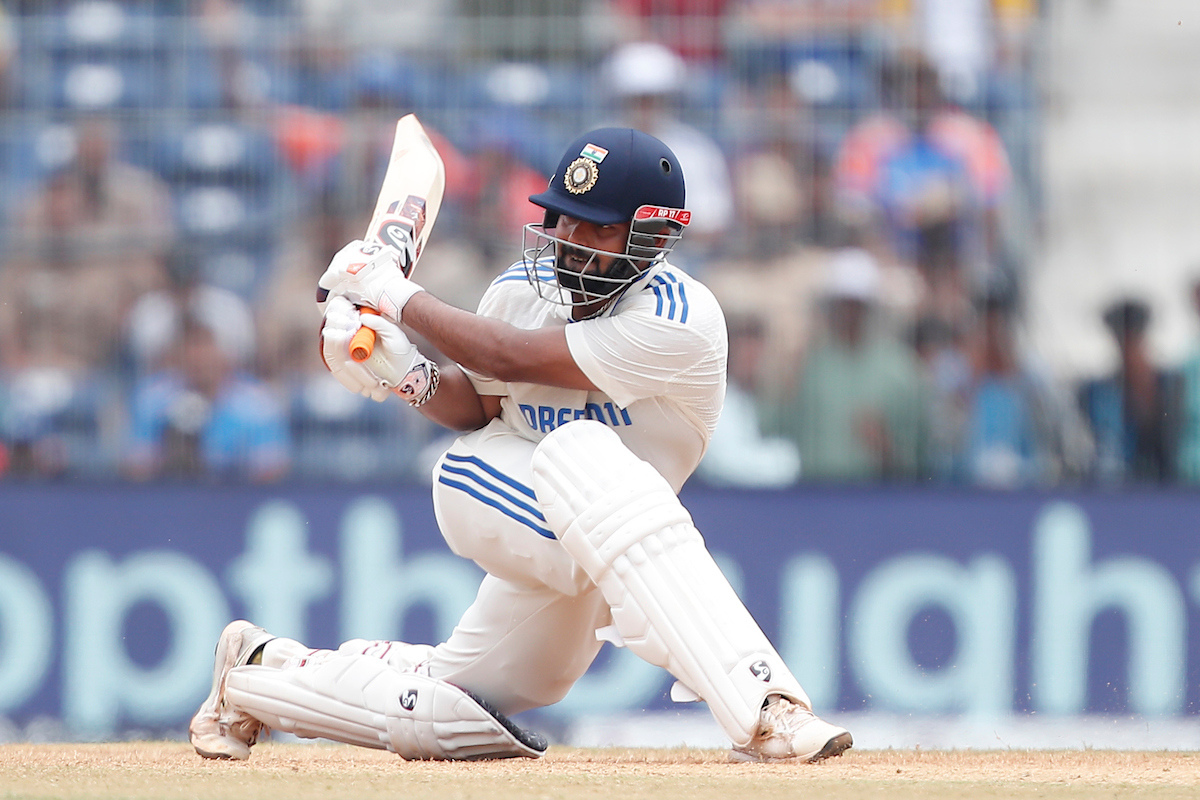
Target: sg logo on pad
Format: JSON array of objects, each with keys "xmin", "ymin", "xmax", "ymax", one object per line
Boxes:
[{"xmin": 750, "ymin": 660, "xmax": 772, "ymax": 682}]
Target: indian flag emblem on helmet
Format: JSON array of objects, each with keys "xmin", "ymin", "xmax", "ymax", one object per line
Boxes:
[
  {"xmin": 580, "ymin": 143, "xmax": 608, "ymax": 163},
  {"xmin": 565, "ymin": 156, "xmax": 599, "ymax": 195}
]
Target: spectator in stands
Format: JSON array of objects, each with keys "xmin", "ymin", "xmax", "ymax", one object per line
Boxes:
[
  {"xmin": 1177, "ymin": 274, "xmax": 1200, "ymax": 483},
  {"xmin": 462, "ymin": 121, "xmax": 548, "ymax": 270},
  {"xmin": 728, "ymin": 70, "xmax": 830, "ymax": 258},
  {"xmin": 761, "ymin": 247, "xmax": 927, "ymax": 482},
  {"xmin": 832, "ymin": 51, "xmax": 1013, "ymax": 328},
  {"xmin": 909, "ymin": 311, "xmax": 971, "ymax": 480},
  {"xmin": 0, "ymin": 115, "xmax": 175, "ymax": 476},
  {"xmin": 1078, "ymin": 298, "xmax": 1182, "ymax": 484},
  {"xmin": 878, "ymin": 0, "xmax": 1040, "ymax": 108},
  {"xmin": 0, "ymin": 115, "xmax": 175, "ymax": 373},
  {"xmin": 939, "ymin": 284, "xmax": 1091, "ymax": 487},
  {"xmin": 125, "ymin": 245, "xmax": 258, "ymax": 380},
  {"xmin": 124, "ymin": 314, "xmax": 290, "ymax": 483},
  {"xmin": 601, "ymin": 41, "xmax": 735, "ymax": 269},
  {"xmin": 698, "ymin": 313, "xmax": 801, "ymax": 487}
]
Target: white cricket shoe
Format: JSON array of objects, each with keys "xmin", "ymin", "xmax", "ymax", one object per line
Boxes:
[
  {"xmin": 189, "ymin": 620, "xmax": 275, "ymax": 760},
  {"xmin": 730, "ymin": 695, "xmax": 853, "ymax": 763}
]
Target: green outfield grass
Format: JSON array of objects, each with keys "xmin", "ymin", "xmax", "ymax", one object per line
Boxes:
[{"xmin": 1, "ymin": 742, "xmax": 1198, "ymax": 800}]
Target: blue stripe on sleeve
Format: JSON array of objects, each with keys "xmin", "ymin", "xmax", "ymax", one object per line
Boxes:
[
  {"xmin": 651, "ymin": 283, "xmax": 665, "ymax": 316},
  {"xmin": 492, "ymin": 263, "xmax": 555, "ymax": 285},
  {"xmin": 648, "ymin": 273, "xmax": 689, "ymax": 322}
]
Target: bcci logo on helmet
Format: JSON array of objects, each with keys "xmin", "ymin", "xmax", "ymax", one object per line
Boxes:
[{"xmin": 564, "ymin": 157, "xmax": 599, "ymax": 195}]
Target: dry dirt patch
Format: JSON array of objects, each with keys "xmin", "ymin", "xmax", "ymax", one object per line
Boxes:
[{"xmin": 1, "ymin": 743, "xmax": 1197, "ymax": 800}]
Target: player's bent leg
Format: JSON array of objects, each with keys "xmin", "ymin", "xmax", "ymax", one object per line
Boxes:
[
  {"xmin": 223, "ymin": 654, "xmax": 547, "ymax": 760},
  {"xmin": 530, "ymin": 420, "xmax": 852, "ymax": 762},
  {"xmin": 191, "ymin": 621, "xmax": 457, "ymax": 760},
  {"xmin": 433, "ymin": 419, "xmax": 593, "ymax": 598},
  {"xmin": 428, "ymin": 573, "xmax": 610, "ymax": 715}
]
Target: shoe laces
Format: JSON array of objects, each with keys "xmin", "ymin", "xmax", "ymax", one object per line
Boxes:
[{"xmin": 760, "ymin": 696, "xmax": 814, "ymax": 737}]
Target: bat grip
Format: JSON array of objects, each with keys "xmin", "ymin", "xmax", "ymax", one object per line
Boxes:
[{"xmin": 349, "ymin": 307, "xmax": 380, "ymax": 362}]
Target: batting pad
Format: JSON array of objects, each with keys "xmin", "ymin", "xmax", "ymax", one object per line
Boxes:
[
  {"xmin": 530, "ymin": 420, "xmax": 810, "ymax": 747},
  {"xmin": 224, "ymin": 656, "xmax": 546, "ymax": 760}
]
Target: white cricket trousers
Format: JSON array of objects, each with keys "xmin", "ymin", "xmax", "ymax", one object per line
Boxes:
[{"xmin": 425, "ymin": 418, "xmax": 611, "ymax": 715}]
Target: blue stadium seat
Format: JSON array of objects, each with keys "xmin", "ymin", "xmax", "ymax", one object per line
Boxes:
[
  {"xmin": 0, "ymin": 121, "xmax": 87, "ymax": 223},
  {"xmin": 0, "ymin": 368, "xmax": 122, "ymax": 478},
  {"xmin": 25, "ymin": 2, "xmax": 169, "ymax": 59},
  {"xmin": 170, "ymin": 184, "xmax": 285, "ymax": 298},
  {"xmin": 144, "ymin": 121, "xmax": 291, "ymax": 298},
  {"xmin": 348, "ymin": 52, "xmax": 459, "ymax": 112},
  {"xmin": 151, "ymin": 121, "xmax": 281, "ymax": 187},
  {"xmin": 46, "ymin": 56, "xmax": 170, "ymax": 110}
]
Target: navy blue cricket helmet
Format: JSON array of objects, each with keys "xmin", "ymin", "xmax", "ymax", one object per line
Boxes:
[
  {"xmin": 529, "ymin": 127, "xmax": 686, "ymax": 227},
  {"xmin": 522, "ymin": 128, "xmax": 691, "ymax": 314}
]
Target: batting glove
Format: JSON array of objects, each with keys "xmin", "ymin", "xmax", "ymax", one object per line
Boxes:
[
  {"xmin": 321, "ymin": 296, "xmax": 391, "ymax": 401},
  {"xmin": 320, "ymin": 296, "xmax": 439, "ymax": 406},
  {"xmin": 316, "ymin": 238, "xmax": 423, "ymax": 322},
  {"xmin": 359, "ymin": 312, "xmax": 440, "ymax": 406}
]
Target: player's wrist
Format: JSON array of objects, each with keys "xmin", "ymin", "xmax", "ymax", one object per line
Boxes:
[
  {"xmin": 376, "ymin": 273, "xmax": 424, "ymax": 323},
  {"xmin": 394, "ymin": 359, "xmax": 440, "ymax": 407}
]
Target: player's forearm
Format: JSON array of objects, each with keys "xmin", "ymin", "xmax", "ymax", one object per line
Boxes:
[
  {"xmin": 415, "ymin": 364, "xmax": 495, "ymax": 431},
  {"xmin": 402, "ymin": 292, "xmax": 593, "ymax": 390},
  {"xmin": 402, "ymin": 292, "xmax": 518, "ymax": 374}
]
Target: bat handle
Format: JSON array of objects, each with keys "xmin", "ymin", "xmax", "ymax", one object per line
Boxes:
[{"xmin": 349, "ymin": 307, "xmax": 380, "ymax": 362}]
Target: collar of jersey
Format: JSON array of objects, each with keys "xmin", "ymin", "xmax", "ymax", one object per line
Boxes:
[
  {"xmin": 561, "ymin": 260, "xmax": 670, "ymax": 323},
  {"xmin": 623, "ymin": 260, "xmax": 669, "ymax": 304}
]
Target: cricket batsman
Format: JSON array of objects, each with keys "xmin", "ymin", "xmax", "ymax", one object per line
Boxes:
[{"xmin": 189, "ymin": 127, "xmax": 852, "ymax": 762}]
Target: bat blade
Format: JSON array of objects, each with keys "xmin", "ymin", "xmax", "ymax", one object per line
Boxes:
[
  {"xmin": 365, "ymin": 114, "xmax": 445, "ymax": 274},
  {"xmin": 350, "ymin": 114, "xmax": 446, "ymax": 362}
]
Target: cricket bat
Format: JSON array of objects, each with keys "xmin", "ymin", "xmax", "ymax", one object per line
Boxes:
[{"xmin": 346, "ymin": 114, "xmax": 446, "ymax": 362}]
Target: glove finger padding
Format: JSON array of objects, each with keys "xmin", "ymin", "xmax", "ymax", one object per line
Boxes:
[
  {"xmin": 321, "ymin": 298, "xmax": 391, "ymax": 402},
  {"xmin": 322, "ymin": 295, "xmax": 361, "ymax": 336}
]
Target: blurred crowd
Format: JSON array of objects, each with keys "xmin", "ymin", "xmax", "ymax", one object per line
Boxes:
[{"xmin": 1, "ymin": 0, "xmax": 1194, "ymax": 488}]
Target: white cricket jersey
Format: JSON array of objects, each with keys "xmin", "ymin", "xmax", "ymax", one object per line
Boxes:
[{"xmin": 463, "ymin": 259, "xmax": 728, "ymax": 492}]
